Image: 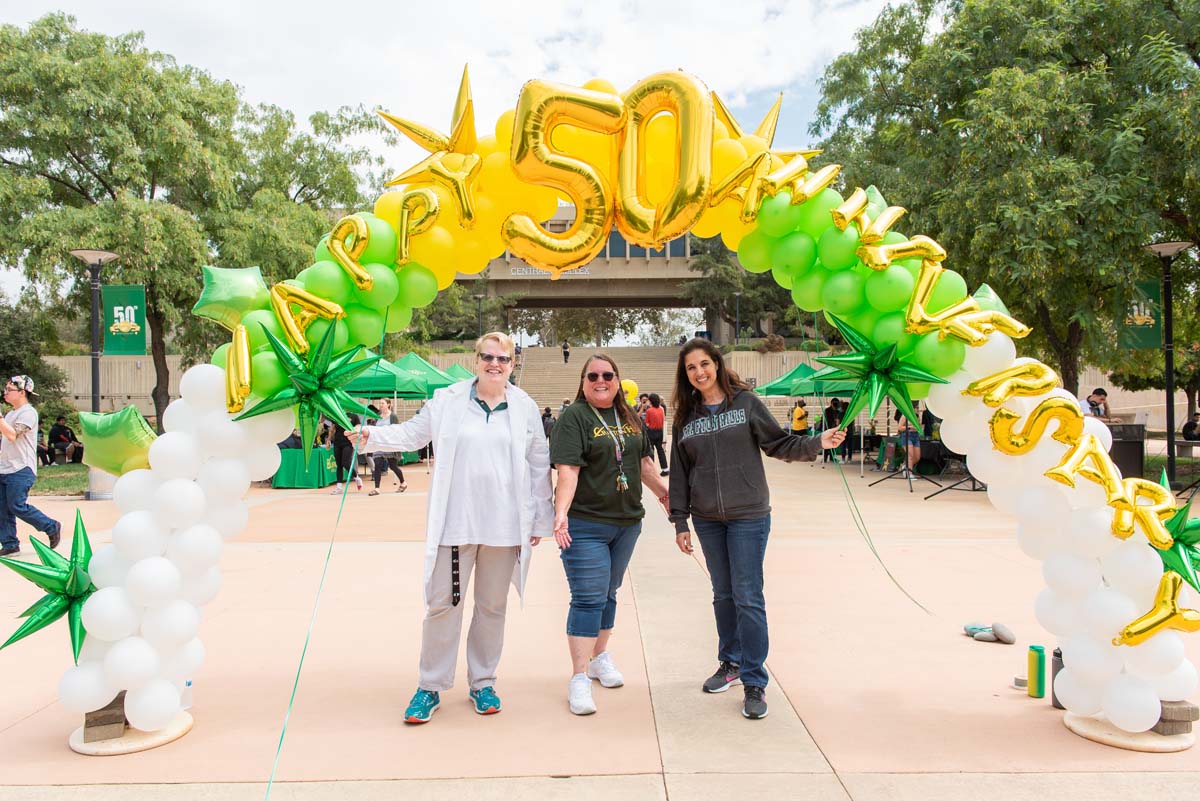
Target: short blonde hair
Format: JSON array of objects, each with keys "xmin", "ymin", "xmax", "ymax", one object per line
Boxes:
[{"xmin": 475, "ymin": 331, "xmax": 515, "ymax": 359}]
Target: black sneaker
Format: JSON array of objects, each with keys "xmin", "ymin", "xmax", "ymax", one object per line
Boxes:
[
  {"xmin": 0, "ymin": 545, "xmax": 20, "ymax": 557},
  {"xmin": 702, "ymin": 660, "xmax": 741, "ymax": 693},
  {"xmin": 47, "ymin": 521, "xmax": 62, "ymax": 550},
  {"xmin": 742, "ymin": 686, "xmax": 768, "ymax": 719}
]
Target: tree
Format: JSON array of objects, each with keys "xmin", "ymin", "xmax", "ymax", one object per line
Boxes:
[
  {"xmin": 811, "ymin": 0, "xmax": 1200, "ymax": 394},
  {"xmin": 509, "ymin": 306, "xmax": 662, "ymax": 347},
  {"xmin": 681, "ymin": 235, "xmax": 801, "ymax": 338}
]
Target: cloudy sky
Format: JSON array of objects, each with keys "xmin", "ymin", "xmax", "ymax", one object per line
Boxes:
[{"xmin": 1, "ymin": 0, "xmax": 890, "ymax": 297}]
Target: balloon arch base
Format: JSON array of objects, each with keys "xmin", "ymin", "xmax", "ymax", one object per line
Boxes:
[
  {"xmin": 1063, "ymin": 712, "xmax": 1194, "ymax": 753},
  {"xmin": 68, "ymin": 711, "xmax": 193, "ymax": 756}
]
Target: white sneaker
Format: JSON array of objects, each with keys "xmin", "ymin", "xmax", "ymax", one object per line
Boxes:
[
  {"xmin": 568, "ymin": 673, "xmax": 596, "ymax": 715},
  {"xmin": 587, "ymin": 652, "xmax": 625, "ymax": 688}
]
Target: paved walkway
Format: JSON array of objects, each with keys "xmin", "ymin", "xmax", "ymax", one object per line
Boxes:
[{"xmin": 3, "ymin": 457, "xmax": 1200, "ymax": 800}]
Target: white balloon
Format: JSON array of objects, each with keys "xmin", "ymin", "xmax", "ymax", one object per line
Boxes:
[
  {"xmin": 87, "ymin": 544, "xmax": 131, "ymax": 589},
  {"xmin": 1063, "ymin": 479, "xmax": 1111, "ymax": 510},
  {"xmin": 78, "ymin": 635, "xmax": 113, "ymax": 664},
  {"xmin": 1053, "ymin": 668, "xmax": 1103, "ymax": 716},
  {"xmin": 1061, "ymin": 637, "xmax": 1124, "ymax": 686},
  {"xmin": 1034, "ymin": 588, "xmax": 1082, "ymax": 636},
  {"xmin": 1083, "ymin": 416, "xmax": 1114, "ymax": 452},
  {"xmin": 925, "ymin": 370, "xmax": 977, "ymax": 420},
  {"xmin": 986, "ymin": 480, "xmax": 1023, "ymax": 517},
  {"xmin": 113, "ymin": 469, "xmax": 161, "ymax": 514},
  {"xmin": 1013, "ymin": 483, "xmax": 1073, "ymax": 531},
  {"xmin": 197, "ymin": 410, "xmax": 248, "ymax": 461},
  {"xmin": 81, "ymin": 587, "xmax": 141, "ymax": 642},
  {"xmin": 124, "ymin": 678, "xmax": 181, "ymax": 732},
  {"xmin": 197, "ymin": 458, "xmax": 251, "ymax": 502},
  {"xmin": 1013, "ymin": 437, "xmax": 1070, "ymax": 477},
  {"xmin": 148, "ymin": 432, "xmax": 202, "ymax": 481},
  {"xmin": 1080, "ymin": 588, "xmax": 1139, "ymax": 641},
  {"xmin": 112, "ymin": 511, "xmax": 168, "ymax": 563},
  {"xmin": 205, "ymin": 502, "xmax": 249, "ymax": 540},
  {"xmin": 245, "ymin": 444, "xmax": 282, "ymax": 481},
  {"xmin": 938, "ymin": 416, "xmax": 980, "ymax": 457},
  {"xmin": 1101, "ymin": 540, "xmax": 1164, "ymax": 607},
  {"xmin": 1066, "ymin": 506, "xmax": 1121, "ymax": 559},
  {"xmin": 103, "ymin": 636, "xmax": 160, "ymax": 690},
  {"xmin": 162, "ymin": 398, "xmax": 197, "ymax": 434},
  {"xmin": 961, "ymin": 333, "xmax": 1016, "ymax": 379},
  {"xmin": 160, "ymin": 637, "xmax": 206, "ymax": 684},
  {"xmin": 179, "ymin": 364, "xmax": 226, "ymax": 413},
  {"xmin": 238, "ymin": 406, "xmax": 297, "ymax": 447},
  {"xmin": 124, "ymin": 557, "xmax": 182, "ymax": 607},
  {"xmin": 152, "ymin": 479, "xmax": 207, "ymax": 531},
  {"xmin": 1016, "ymin": 521, "xmax": 1061, "ymax": 561},
  {"xmin": 1102, "ymin": 673, "xmax": 1162, "ymax": 733},
  {"xmin": 58, "ymin": 662, "xmax": 119, "ymax": 714},
  {"xmin": 180, "ymin": 567, "xmax": 223, "ymax": 606},
  {"xmin": 1153, "ymin": 659, "xmax": 1199, "ymax": 702},
  {"xmin": 140, "ymin": 600, "xmax": 200, "ymax": 649},
  {"xmin": 1043, "ymin": 553, "xmax": 1102, "ymax": 599},
  {"xmin": 963, "ymin": 437, "xmax": 1011, "ymax": 485},
  {"xmin": 1124, "ymin": 631, "xmax": 1186, "ymax": 677},
  {"xmin": 168, "ymin": 524, "xmax": 223, "ymax": 574}
]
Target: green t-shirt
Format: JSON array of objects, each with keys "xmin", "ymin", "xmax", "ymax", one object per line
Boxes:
[{"xmin": 550, "ymin": 401, "xmax": 652, "ymax": 525}]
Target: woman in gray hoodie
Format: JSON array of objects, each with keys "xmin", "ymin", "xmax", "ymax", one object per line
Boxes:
[{"xmin": 668, "ymin": 339, "xmax": 843, "ymax": 720}]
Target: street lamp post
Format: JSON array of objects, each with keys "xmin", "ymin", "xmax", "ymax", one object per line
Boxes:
[
  {"xmin": 474, "ymin": 291, "xmax": 485, "ymax": 337},
  {"xmin": 733, "ymin": 291, "xmax": 742, "ymax": 346},
  {"xmin": 1144, "ymin": 241, "xmax": 1194, "ymax": 487},
  {"xmin": 68, "ymin": 249, "xmax": 120, "ymax": 501}
]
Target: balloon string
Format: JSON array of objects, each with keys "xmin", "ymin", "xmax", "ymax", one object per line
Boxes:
[{"xmin": 264, "ymin": 311, "xmax": 390, "ymax": 800}]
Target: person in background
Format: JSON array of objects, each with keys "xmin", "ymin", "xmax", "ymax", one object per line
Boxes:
[
  {"xmin": 541, "ymin": 407, "xmax": 555, "ymax": 438},
  {"xmin": 368, "ymin": 398, "xmax": 407, "ymax": 496},
  {"xmin": 559, "ymin": 398, "xmax": 571, "ymax": 416},
  {"xmin": 277, "ymin": 429, "xmax": 303, "ymax": 449},
  {"xmin": 1083, "ymin": 388, "xmax": 1111, "ymax": 422},
  {"xmin": 36, "ymin": 426, "xmax": 53, "ymax": 467},
  {"xmin": 822, "ymin": 399, "xmax": 842, "ymax": 463},
  {"xmin": 791, "ymin": 400, "xmax": 809, "ymax": 436},
  {"xmin": 1183, "ymin": 412, "xmax": 1200, "ymax": 441},
  {"xmin": 645, "ymin": 393, "xmax": 668, "ymax": 476},
  {"xmin": 48, "ymin": 414, "xmax": 84, "ymax": 464},
  {"xmin": 921, "ymin": 405, "xmax": 939, "ymax": 438},
  {"xmin": 636, "ymin": 394, "xmax": 651, "ymax": 425},
  {"xmin": 0, "ymin": 376, "xmax": 61, "ymax": 557},
  {"xmin": 329, "ymin": 413, "xmax": 364, "ymax": 494},
  {"xmin": 561, "ymin": 340, "xmax": 571, "ymax": 364},
  {"xmin": 667, "ymin": 340, "xmax": 844, "ymax": 720}
]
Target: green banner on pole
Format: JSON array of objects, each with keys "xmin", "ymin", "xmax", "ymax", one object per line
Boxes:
[
  {"xmin": 102, "ymin": 285, "xmax": 147, "ymax": 355},
  {"xmin": 1118, "ymin": 280, "xmax": 1162, "ymax": 350}
]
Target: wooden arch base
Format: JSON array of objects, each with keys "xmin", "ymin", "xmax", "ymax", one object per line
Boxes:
[
  {"xmin": 1064, "ymin": 712, "xmax": 1194, "ymax": 753},
  {"xmin": 68, "ymin": 712, "xmax": 193, "ymax": 756}
]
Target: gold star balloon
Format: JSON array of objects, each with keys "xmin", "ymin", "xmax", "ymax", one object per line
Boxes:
[
  {"xmin": 0, "ymin": 510, "xmax": 95, "ymax": 663},
  {"xmin": 378, "ymin": 65, "xmax": 482, "ymax": 226}
]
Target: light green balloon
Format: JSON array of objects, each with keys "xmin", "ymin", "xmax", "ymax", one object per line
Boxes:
[
  {"xmin": 821, "ymin": 269, "xmax": 865, "ymax": 314},
  {"xmin": 872, "ymin": 312, "xmax": 917, "ymax": 357},
  {"xmin": 756, "ymin": 191, "xmax": 803, "ymax": 238},
  {"xmin": 396, "ymin": 263, "xmax": 439, "ymax": 308},
  {"xmin": 865, "ymin": 264, "xmax": 915, "ymax": 312},
  {"xmin": 357, "ymin": 214, "xmax": 399, "ymax": 267},
  {"xmin": 384, "ymin": 301, "xmax": 414, "ymax": 333},
  {"xmin": 927, "ymin": 269, "xmax": 969, "ymax": 313},
  {"xmin": 243, "ymin": 310, "xmax": 287, "ymax": 353},
  {"xmin": 314, "ymin": 235, "xmax": 332, "ymax": 263},
  {"xmin": 300, "ymin": 260, "xmax": 354, "ymax": 306},
  {"xmin": 911, "ymin": 332, "xmax": 966, "ymax": 377},
  {"xmin": 791, "ymin": 266, "xmax": 829, "ymax": 312},
  {"xmin": 355, "ymin": 263, "xmax": 401, "ymax": 310},
  {"xmin": 345, "ymin": 305, "xmax": 385, "ymax": 348},
  {"xmin": 772, "ymin": 231, "xmax": 817, "ymax": 278},
  {"xmin": 211, "ymin": 342, "xmax": 230, "ymax": 369},
  {"xmin": 252, "ymin": 351, "xmax": 290, "ymax": 396},
  {"xmin": 737, "ymin": 229, "xmax": 775, "ymax": 273},
  {"xmin": 817, "ymin": 225, "xmax": 861, "ymax": 271},
  {"xmin": 771, "ymin": 263, "xmax": 796, "ymax": 290},
  {"xmin": 796, "ymin": 187, "xmax": 843, "ymax": 240},
  {"xmin": 304, "ymin": 317, "xmax": 349, "ymax": 353}
]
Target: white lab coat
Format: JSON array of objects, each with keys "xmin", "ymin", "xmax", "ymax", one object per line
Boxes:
[{"xmin": 361, "ymin": 379, "xmax": 554, "ymax": 605}]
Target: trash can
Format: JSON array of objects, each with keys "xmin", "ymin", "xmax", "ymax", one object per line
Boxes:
[{"xmin": 1108, "ymin": 423, "xmax": 1145, "ymax": 479}]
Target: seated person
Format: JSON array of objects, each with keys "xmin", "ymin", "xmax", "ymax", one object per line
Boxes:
[
  {"xmin": 1183, "ymin": 413, "xmax": 1200, "ymax": 442},
  {"xmin": 879, "ymin": 402, "xmax": 922, "ymax": 474},
  {"xmin": 277, "ymin": 429, "xmax": 303, "ymax": 449},
  {"xmin": 36, "ymin": 427, "xmax": 53, "ymax": 467},
  {"xmin": 48, "ymin": 415, "xmax": 84, "ymax": 464},
  {"xmin": 1083, "ymin": 388, "xmax": 1112, "ymax": 422}
]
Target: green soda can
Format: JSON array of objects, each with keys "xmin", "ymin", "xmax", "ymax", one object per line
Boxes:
[{"xmin": 1028, "ymin": 645, "xmax": 1046, "ymax": 698}]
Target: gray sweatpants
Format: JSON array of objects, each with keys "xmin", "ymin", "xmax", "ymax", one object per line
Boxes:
[{"xmin": 419, "ymin": 544, "xmax": 519, "ymax": 692}]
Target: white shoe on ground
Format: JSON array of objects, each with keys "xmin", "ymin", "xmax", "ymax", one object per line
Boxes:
[
  {"xmin": 568, "ymin": 673, "xmax": 597, "ymax": 715},
  {"xmin": 587, "ymin": 651, "xmax": 625, "ymax": 688}
]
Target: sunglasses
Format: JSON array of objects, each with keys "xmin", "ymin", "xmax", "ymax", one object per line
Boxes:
[
  {"xmin": 479, "ymin": 353, "xmax": 512, "ymax": 364},
  {"xmin": 586, "ymin": 372, "xmax": 616, "ymax": 382}
]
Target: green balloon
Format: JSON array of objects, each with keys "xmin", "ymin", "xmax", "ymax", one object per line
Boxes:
[
  {"xmin": 897, "ymin": 257, "xmax": 923, "ymax": 280},
  {"xmin": 845, "ymin": 306, "xmax": 882, "ymax": 337},
  {"xmin": 796, "ymin": 187, "xmax": 843, "ymax": 240},
  {"xmin": 771, "ymin": 264, "xmax": 796, "ymax": 290},
  {"xmin": 817, "ymin": 225, "xmax": 861, "ymax": 271},
  {"xmin": 243, "ymin": 309, "xmax": 287, "ymax": 353},
  {"xmin": 865, "ymin": 264, "xmax": 916, "ymax": 312},
  {"xmin": 821, "ymin": 269, "xmax": 865, "ymax": 315},
  {"xmin": 396, "ymin": 263, "xmax": 440, "ymax": 309},
  {"xmin": 881, "ymin": 230, "xmax": 908, "ymax": 245},
  {"xmin": 357, "ymin": 214, "xmax": 398, "ymax": 267},
  {"xmin": 304, "ymin": 317, "xmax": 349, "ymax": 353},
  {"xmin": 772, "ymin": 231, "xmax": 817, "ymax": 278},
  {"xmin": 251, "ymin": 351, "xmax": 290, "ymax": 396},
  {"xmin": 911, "ymin": 332, "xmax": 966, "ymax": 377},
  {"xmin": 755, "ymin": 191, "xmax": 803, "ymax": 238},
  {"xmin": 927, "ymin": 269, "xmax": 968, "ymax": 313},
  {"xmin": 192, "ymin": 265, "xmax": 271, "ymax": 331},
  {"xmin": 737, "ymin": 229, "xmax": 775, "ymax": 273},
  {"xmin": 872, "ymin": 312, "xmax": 917, "ymax": 357},
  {"xmin": 211, "ymin": 342, "xmax": 230, "ymax": 369},
  {"xmin": 973, "ymin": 283, "xmax": 1011, "ymax": 314},
  {"xmin": 355, "ymin": 263, "xmax": 400, "ymax": 310},
  {"xmin": 314, "ymin": 235, "xmax": 332, "ymax": 263},
  {"xmin": 907, "ymin": 382, "xmax": 931, "ymax": 400},
  {"xmin": 384, "ymin": 302, "xmax": 414, "ymax": 333},
  {"xmin": 791, "ymin": 266, "xmax": 829, "ymax": 312},
  {"xmin": 79, "ymin": 406, "xmax": 158, "ymax": 476},
  {"xmin": 300, "ymin": 260, "xmax": 354, "ymax": 306},
  {"xmin": 345, "ymin": 304, "xmax": 385, "ymax": 348}
]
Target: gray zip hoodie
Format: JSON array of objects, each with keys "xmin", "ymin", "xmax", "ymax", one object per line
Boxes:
[{"xmin": 668, "ymin": 389, "xmax": 822, "ymax": 533}]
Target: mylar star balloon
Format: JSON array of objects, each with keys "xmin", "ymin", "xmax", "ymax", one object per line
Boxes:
[
  {"xmin": 192, "ymin": 265, "xmax": 271, "ymax": 332},
  {"xmin": 79, "ymin": 405, "xmax": 158, "ymax": 476}
]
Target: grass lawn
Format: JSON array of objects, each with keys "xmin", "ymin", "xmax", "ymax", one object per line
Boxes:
[
  {"xmin": 30, "ymin": 463, "xmax": 88, "ymax": 496},
  {"xmin": 1144, "ymin": 453, "xmax": 1200, "ymax": 482}
]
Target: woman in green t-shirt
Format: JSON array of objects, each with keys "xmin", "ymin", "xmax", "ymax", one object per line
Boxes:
[{"xmin": 549, "ymin": 353, "xmax": 669, "ymax": 716}]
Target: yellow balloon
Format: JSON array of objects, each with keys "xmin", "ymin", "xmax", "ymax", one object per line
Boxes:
[
  {"xmin": 477, "ymin": 152, "xmax": 521, "ymax": 197},
  {"xmin": 712, "ymin": 137, "xmax": 749, "ymax": 180},
  {"xmin": 583, "ymin": 77, "xmax": 619, "ymax": 95},
  {"xmin": 432, "ymin": 260, "xmax": 458, "ymax": 290},
  {"xmin": 472, "ymin": 194, "xmax": 506, "ymax": 256},
  {"xmin": 720, "ymin": 217, "xmax": 751, "ymax": 251},
  {"xmin": 621, "ymin": 378, "xmax": 639, "ymax": 406},
  {"xmin": 713, "ymin": 119, "xmax": 730, "ymax": 141},
  {"xmin": 495, "ymin": 109, "xmax": 516, "ymax": 150},
  {"xmin": 739, "ymin": 134, "xmax": 768, "ymax": 156},
  {"xmin": 476, "ymin": 134, "xmax": 500, "ymax": 157},
  {"xmin": 409, "ymin": 225, "xmax": 457, "ymax": 272}
]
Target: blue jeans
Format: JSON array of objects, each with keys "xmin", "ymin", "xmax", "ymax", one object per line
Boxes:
[
  {"xmin": 693, "ymin": 515, "xmax": 771, "ymax": 688},
  {"xmin": 0, "ymin": 468, "xmax": 58, "ymax": 550},
  {"xmin": 560, "ymin": 516, "xmax": 642, "ymax": 637}
]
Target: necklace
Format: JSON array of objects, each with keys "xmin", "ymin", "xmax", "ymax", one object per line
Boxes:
[{"xmin": 589, "ymin": 404, "xmax": 628, "ymax": 492}]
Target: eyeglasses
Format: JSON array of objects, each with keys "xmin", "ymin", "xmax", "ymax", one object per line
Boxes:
[
  {"xmin": 586, "ymin": 372, "xmax": 616, "ymax": 382},
  {"xmin": 2, "ymin": 387, "xmax": 14, "ymax": 394},
  {"xmin": 479, "ymin": 353, "xmax": 512, "ymax": 364}
]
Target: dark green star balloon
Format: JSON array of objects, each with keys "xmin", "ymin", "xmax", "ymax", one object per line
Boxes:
[
  {"xmin": 812, "ymin": 315, "xmax": 948, "ymax": 430},
  {"xmin": 235, "ymin": 320, "xmax": 380, "ymax": 465},
  {"xmin": 1154, "ymin": 470, "xmax": 1200, "ymax": 592},
  {"xmin": 0, "ymin": 510, "xmax": 95, "ymax": 663},
  {"xmin": 192, "ymin": 265, "xmax": 272, "ymax": 331}
]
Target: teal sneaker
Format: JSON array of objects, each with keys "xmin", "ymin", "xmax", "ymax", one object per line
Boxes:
[
  {"xmin": 403, "ymin": 689, "xmax": 440, "ymax": 724},
  {"xmin": 469, "ymin": 686, "xmax": 502, "ymax": 715}
]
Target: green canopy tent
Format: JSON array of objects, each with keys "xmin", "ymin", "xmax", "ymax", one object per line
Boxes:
[
  {"xmin": 394, "ymin": 352, "xmax": 456, "ymax": 396},
  {"xmin": 444, "ymin": 363, "xmax": 475, "ymax": 381},
  {"xmin": 789, "ymin": 376, "xmax": 861, "ymax": 397},
  {"xmin": 754, "ymin": 362, "xmax": 817, "ymax": 396},
  {"xmin": 342, "ymin": 355, "xmax": 429, "ymax": 399}
]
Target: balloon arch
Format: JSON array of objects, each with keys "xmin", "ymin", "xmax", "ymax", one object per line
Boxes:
[{"xmin": 8, "ymin": 68, "xmax": 1198, "ymax": 738}]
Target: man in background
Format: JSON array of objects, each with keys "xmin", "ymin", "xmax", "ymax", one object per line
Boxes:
[{"xmin": 0, "ymin": 375, "xmax": 61, "ymax": 556}]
